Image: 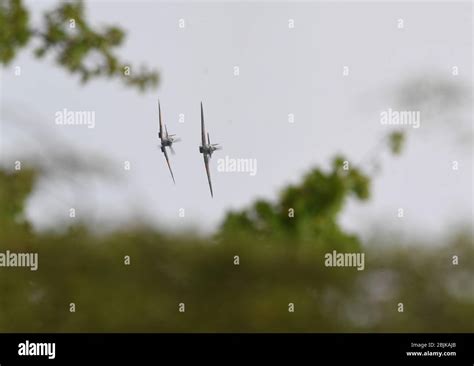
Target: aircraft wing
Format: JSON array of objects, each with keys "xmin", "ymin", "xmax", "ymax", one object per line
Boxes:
[
  {"xmin": 158, "ymin": 100, "xmax": 165, "ymax": 141},
  {"xmin": 200, "ymin": 102, "xmax": 207, "ymax": 145},
  {"xmin": 203, "ymin": 154, "xmax": 213, "ymax": 197},
  {"xmin": 162, "ymin": 147, "xmax": 175, "ymax": 184}
]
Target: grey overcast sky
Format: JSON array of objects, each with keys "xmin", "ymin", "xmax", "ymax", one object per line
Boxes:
[{"xmin": 1, "ymin": 0, "xmax": 472, "ymax": 243}]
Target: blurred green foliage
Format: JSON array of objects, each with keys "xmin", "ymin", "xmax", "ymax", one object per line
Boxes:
[
  {"xmin": 388, "ymin": 131, "xmax": 405, "ymax": 155},
  {"xmin": 220, "ymin": 156, "xmax": 369, "ymax": 252},
  {"xmin": 0, "ymin": 154, "xmax": 472, "ymax": 332},
  {"xmin": 0, "ymin": 0, "xmax": 158, "ymax": 91},
  {"xmin": 0, "ymin": 0, "xmax": 30, "ymax": 64}
]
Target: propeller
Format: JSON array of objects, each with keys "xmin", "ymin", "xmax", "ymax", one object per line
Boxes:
[
  {"xmin": 208, "ymin": 133, "xmax": 221, "ymax": 149},
  {"xmin": 170, "ymin": 145, "xmax": 176, "ymax": 155}
]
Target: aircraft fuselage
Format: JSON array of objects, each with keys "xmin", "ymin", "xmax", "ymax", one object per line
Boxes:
[
  {"xmin": 199, "ymin": 144, "xmax": 216, "ymax": 156},
  {"xmin": 161, "ymin": 134, "xmax": 176, "ymax": 147}
]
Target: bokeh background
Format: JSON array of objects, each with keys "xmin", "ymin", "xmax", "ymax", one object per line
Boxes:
[{"xmin": 0, "ymin": 0, "xmax": 472, "ymax": 332}]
